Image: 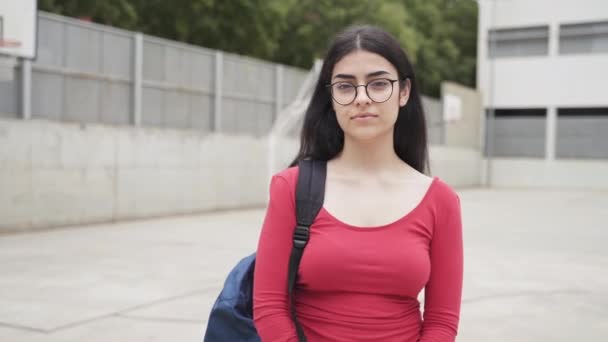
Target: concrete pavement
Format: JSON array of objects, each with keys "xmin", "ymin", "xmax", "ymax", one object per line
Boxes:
[{"xmin": 0, "ymin": 186, "xmax": 607, "ymax": 341}]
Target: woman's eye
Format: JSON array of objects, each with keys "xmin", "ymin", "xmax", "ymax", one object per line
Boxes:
[{"xmin": 370, "ymin": 80, "xmax": 390, "ymax": 88}]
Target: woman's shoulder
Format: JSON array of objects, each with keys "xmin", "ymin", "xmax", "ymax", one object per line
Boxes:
[
  {"xmin": 272, "ymin": 165, "xmax": 299, "ymax": 184},
  {"xmin": 432, "ymin": 177, "xmax": 459, "ymax": 198},
  {"xmin": 266, "ymin": 166, "xmax": 300, "ymax": 205},
  {"xmin": 429, "ymin": 176, "xmax": 461, "ymax": 211},
  {"xmin": 268, "ymin": 166, "xmax": 300, "ymax": 197}
]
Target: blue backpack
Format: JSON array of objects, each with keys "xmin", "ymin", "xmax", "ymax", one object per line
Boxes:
[{"xmin": 203, "ymin": 160, "xmax": 327, "ymax": 342}]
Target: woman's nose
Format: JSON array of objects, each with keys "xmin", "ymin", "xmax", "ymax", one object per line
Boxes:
[{"xmin": 353, "ymin": 85, "xmax": 372, "ymax": 105}]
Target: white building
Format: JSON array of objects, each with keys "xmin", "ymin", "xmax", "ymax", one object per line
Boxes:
[{"xmin": 477, "ymin": 0, "xmax": 608, "ymax": 190}]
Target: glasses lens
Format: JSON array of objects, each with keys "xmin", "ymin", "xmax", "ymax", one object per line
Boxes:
[
  {"xmin": 331, "ymin": 82, "xmax": 356, "ymax": 105},
  {"xmin": 367, "ymin": 79, "xmax": 393, "ymax": 103}
]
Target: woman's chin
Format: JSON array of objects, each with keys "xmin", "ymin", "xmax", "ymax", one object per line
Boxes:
[{"xmin": 344, "ymin": 127, "xmax": 391, "ymax": 143}]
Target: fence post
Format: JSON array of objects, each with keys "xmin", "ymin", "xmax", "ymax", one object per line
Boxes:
[
  {"xmin": 439, "ymin": 109, "xmax": 446, "ymax": 146},
  {"xmin": 213, "ymin": 51, "xmax": 223, "ymax": 132},
  {"xmin": 133, "ymin": 32, "xmax": 143, "ymax": 127},
  {"xmin": 274, "ymin": 64, "xmax": 284, "ymax": 122},
  {"xmin": 21, "ymin": 58, "xmax": 32, "ymax": 120}
]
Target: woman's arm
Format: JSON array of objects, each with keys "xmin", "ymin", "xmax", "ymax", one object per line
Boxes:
[
  {"xmin": 420, "ymin": 192, "xmax": 464, "ymax": 342},
  {"xmin": 253, "ymin": 175, "xmax": 299, "ymax": 342}
]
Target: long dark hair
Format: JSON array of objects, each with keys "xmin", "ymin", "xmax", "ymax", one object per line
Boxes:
[{"xmin": 289, "ymin": 25, "xmax": 429, "ymax": 174}]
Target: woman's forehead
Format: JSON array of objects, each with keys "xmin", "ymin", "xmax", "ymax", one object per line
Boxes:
[{"xmin": 332, "ymin": 50, "xmax": 397, "ymax": 78}]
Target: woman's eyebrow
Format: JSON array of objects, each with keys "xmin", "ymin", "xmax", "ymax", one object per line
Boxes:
[{"xmin": 333, "ymin": 70, "xmax": 391, "ymax": 80}]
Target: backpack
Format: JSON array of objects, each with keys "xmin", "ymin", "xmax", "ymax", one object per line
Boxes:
[{"xmin": 203, "ymin": 159, "xmax": 327, "ymax": 342}]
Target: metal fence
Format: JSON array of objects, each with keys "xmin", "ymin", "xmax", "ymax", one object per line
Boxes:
[
  {"xmin": 0, "ymin": 12, "xmax": 457, "ymax": 144},
  {"xmin": 0, "ymin": 12, "xmax": 307, "ymax": 137}
]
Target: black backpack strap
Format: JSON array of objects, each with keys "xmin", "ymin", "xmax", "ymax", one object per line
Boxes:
[{"xmin": 287, "ymin": 159, "xmax": 326, "ymax": 342}]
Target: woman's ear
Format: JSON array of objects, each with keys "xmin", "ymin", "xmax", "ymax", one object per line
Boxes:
[{"xmin": 399, "ymin": 79, "xmax": 411, "ymax": 107}]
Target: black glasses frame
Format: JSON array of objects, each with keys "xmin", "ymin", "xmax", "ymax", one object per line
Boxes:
[{"xmin": 326, "ymin": 78, "xmax": 402, "ymax": 105}]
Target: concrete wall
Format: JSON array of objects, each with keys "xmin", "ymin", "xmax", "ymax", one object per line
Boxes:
[
  {"xmin": 0, "ymin": 118, "xmax": 274, "ymax": 232},
  {"xmin": 482, "ymin": 158, "xmax": 608, "ymax": 190},
  {"xmin": 442, "ymin": 82, "xmax": 483, "ymax": 150},
  {"xmin": 429, "ymin": 145, "xmax": 482, "ymax": 188},
  {"xmin": 421, "ymin": 95, "xmax": 444, "ymax": 145},
  {"xmin": 0, "ymin": 118, "xmax": 482, "ymax": 232}
]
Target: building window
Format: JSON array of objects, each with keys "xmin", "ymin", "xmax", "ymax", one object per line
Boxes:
[
  {"xmin": 488, "ymin": 26, "xmax": 549, "ymax": 58},
  {"xmin": 556, "ymin": 107, "xmax": 608, "ymax": 159},
  {"xmin": 485, "ymin": 108, "xmax": 546, "ymax": 158},
  {"xmin": 560, "ymin": 21, "xmax": 608, "ymax": 54}
]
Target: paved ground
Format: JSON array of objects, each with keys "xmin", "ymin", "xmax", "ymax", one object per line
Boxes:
[{"xmin": 1, "ymin": 186, "xmax": 607, "ymax": 341}]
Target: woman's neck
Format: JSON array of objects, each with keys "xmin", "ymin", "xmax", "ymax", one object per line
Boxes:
[{"xmin": 333, "ymin": 131, "xmax": 409, "ymax": 177}]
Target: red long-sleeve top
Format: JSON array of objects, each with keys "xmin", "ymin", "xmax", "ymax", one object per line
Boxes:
[{"xmin": 253, "ymin": 166, "xmax": 463, "ymax": 342}]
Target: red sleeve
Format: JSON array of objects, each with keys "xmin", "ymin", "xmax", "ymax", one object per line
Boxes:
[
  {"xmin": 253, "ymin": 174, "xmax": 299, "ymax": 342},
  {"xmin": 420, "ymin": 191, "xmax": 464, "ymax": 342}
]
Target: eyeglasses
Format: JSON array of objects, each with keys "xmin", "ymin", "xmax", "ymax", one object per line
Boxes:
[{"xmin": 327, "ymin": 78, "xmax": 400, "ymax": 106}]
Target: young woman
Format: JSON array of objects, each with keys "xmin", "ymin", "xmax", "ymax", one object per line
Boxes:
[{"xmin": 253, "ymin": 25, "xmax": 463, "ymax": 342}]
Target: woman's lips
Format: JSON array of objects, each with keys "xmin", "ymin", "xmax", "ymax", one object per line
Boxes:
[{"xmin": 351, "ymin": 113, "xmax": 379, "ymax": 120}]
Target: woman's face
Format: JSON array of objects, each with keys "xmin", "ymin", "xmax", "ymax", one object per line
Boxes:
[{"xmin": 330, "ymin": 50, "xmax": 410, "ymax": 142}]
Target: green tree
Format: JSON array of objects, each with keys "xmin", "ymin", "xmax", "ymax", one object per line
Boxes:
[
  {"xmin": 39, "ymin": 0, "xmax": 138, "ymax": 29},
  {"xmin": 129, "ymin": 0, "xmax": 287, "ymax": 61},
  {"xmin": 443, "ymin": 0, "xmax": 479, "ymax": 88},
  {"xmin": 273, "ymin": 0, "xmax": 421, "ymax": 69},
  {"xmin": 402, "ymin": 0, "xmax": 478, "ymax": 96},
  {"xmin": 38, "ymin": 0, "xmax": 478, "ymax": 97}
]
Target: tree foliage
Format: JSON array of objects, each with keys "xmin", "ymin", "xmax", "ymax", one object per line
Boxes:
[{"xmin": 39, "ymin": 0, "xmax": 478, "ymax": 96}]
